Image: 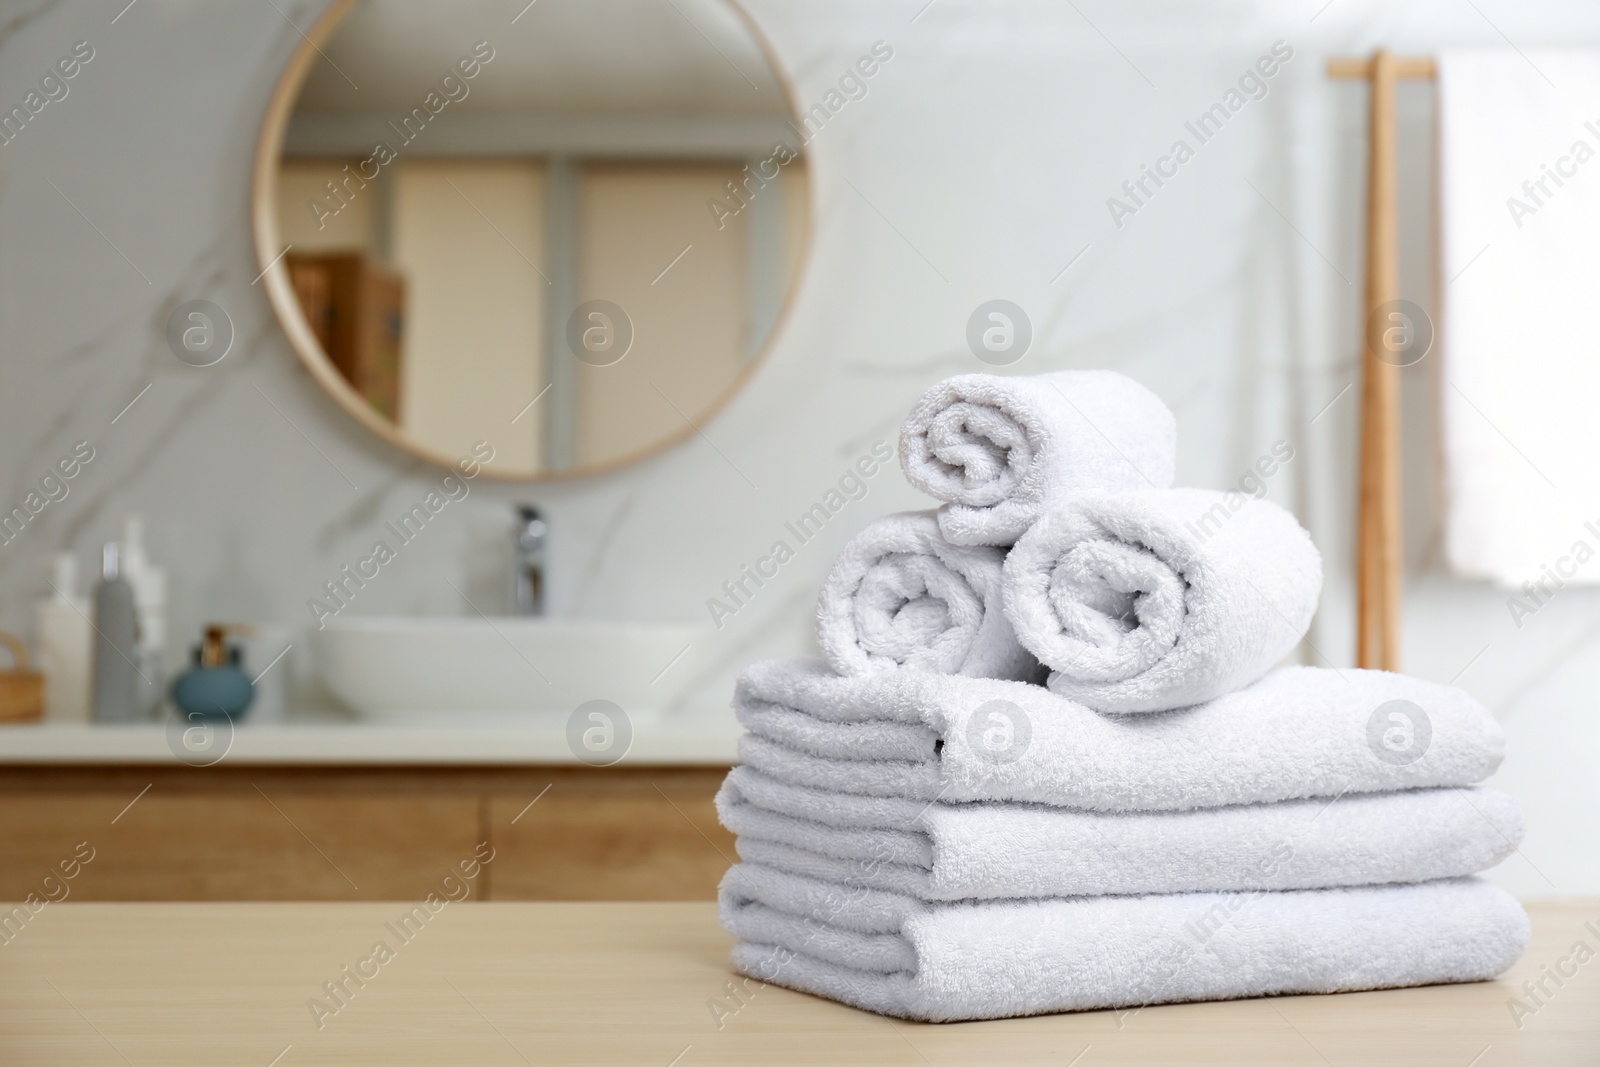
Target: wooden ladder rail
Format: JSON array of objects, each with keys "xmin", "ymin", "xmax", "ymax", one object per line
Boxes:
[{"xmin": 1327, "ymin": 51, "xmax": 1436, "ymax": 671}]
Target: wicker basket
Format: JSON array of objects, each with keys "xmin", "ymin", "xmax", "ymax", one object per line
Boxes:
[{"xmin": 0, "ymin": 631, "xmax": 44, "ymax": 723}]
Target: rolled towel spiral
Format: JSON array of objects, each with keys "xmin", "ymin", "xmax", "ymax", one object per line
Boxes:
[
  {"xmin": 817, "ymin": 511, "xmax": 1039, "ymax": 681},
  {"xmin": 1002, "ymin": 488, "xmax": 1322, "ymax": 712},
  {"xmin": 898, "ymin": 370, "xmax": 1177, "ymax": 547}
]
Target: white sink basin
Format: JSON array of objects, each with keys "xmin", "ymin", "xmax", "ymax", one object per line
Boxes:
[{"xmin": 315, "ymin": 617, "xmax": 709, "ymax": 723}]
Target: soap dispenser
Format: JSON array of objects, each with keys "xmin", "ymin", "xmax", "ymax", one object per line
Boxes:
[
  {"xmin": 121, "ymin": 516, "xmax": 167, "ymax": 718},
  {"xmin": 170, "ymin": 625, "xmax": 255, "ymax": 721},
  {"xmin": 35, "ymin": 552, "xmax": 92, "ymax": 723},
  {"xmin": 91, "ymin": 542, "xmax": 139, "ymax": 723}
]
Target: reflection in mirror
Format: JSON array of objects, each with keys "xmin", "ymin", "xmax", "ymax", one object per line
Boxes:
[{"xmin": 269, "ymin": 0, "xmax": 809, "ymax": 477}]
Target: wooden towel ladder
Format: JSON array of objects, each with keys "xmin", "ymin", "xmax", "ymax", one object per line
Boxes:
[{"xmin": 1328, "ymin": 51, "xmax": 1436, "ymax": 671}]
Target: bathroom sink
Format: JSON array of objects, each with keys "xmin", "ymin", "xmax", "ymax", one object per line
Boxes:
[{"xmin": 315, "ymin": 617, "xmax": 709, "ymax": 723}]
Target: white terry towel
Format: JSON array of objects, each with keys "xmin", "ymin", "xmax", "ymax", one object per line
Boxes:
[
  {"xmin": 1002, "ymin": 488, "xmax": 1321, "ymax": 712},
  {"xmin": 735, "ymin": 659, "xmax": 1504, "ymax": 808},
  {"xmin": 815, "ymin": 511, "xmax": 1040, "ymax": 681},
  {"xmin": 899, "ymin": 370, "xmax": 1177, "ymax": 547},
  {"xmin": 721, "ymin": 864, "xmax": 1528, "ymax": 1022},
  {"xmin": 717, "ymin": 766, "xmax": 1523, "ymax": 900},
  {"xmin": 1437, "ymin": 50, "xmax": 1600, "ymax": 585}
]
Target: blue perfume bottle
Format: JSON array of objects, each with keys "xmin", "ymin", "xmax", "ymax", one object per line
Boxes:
[{"xmin": 170, "ymin": 624, "xmax": 255, "ymax": 720}]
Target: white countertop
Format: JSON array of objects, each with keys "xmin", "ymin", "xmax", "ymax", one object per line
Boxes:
[{"xmin": 0, "ymin": 710, "xmax": 740, "ymax": 766}]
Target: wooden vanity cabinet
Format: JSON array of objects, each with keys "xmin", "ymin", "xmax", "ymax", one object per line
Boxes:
[{"xmin": 0, "ymin": 765, "xmax": 735, "ymax": 903}]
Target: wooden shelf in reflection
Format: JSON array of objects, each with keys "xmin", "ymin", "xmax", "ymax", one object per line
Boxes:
[{"xmin": 286, "ymin": 252, "xmax": 405, "ymax": 422}]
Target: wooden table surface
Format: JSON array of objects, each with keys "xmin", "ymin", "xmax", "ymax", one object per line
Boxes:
[{"xmin": 0, "ymin": 901, "xmax": 1594, "ymax": 1065}]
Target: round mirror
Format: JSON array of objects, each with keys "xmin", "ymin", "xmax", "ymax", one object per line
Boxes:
[{"xmin": 252, "ymin": 0, "xmax": 810, "ymax": 479}]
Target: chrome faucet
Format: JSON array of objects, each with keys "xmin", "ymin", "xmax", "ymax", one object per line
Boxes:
[{"xmin": 513, "ymin": 505, "xmax": 547, "ymax": 616}]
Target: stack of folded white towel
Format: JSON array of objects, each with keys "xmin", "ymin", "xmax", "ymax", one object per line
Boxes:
[{"xmin": 716, "ymin": 370, "xmax": 1528, "ymax": 1022}]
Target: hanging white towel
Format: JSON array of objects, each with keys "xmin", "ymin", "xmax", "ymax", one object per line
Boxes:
[{"xmin": 1438, "ymin": 49, "xmax": 1600, "ymax": 587}]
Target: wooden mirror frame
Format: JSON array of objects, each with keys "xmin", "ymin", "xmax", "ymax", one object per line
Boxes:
[{"xmin": 250, "ymin": 0, "xmax": 813, "ymax": 481}]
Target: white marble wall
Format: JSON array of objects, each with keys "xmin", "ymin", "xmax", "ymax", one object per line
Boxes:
[{"xmin": 2, "ymin": 0, "xmax": 1598, "ymax": 898}]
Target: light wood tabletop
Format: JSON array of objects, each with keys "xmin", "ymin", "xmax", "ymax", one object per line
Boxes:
[{"xmin": 0, "ymin": 900, "xmax": 1594, "ymax": 1065}]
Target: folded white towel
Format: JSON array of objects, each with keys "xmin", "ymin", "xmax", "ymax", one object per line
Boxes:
[
  {"xmin": 815, "ymin": 511, "xmax": 1040, "ymax": 681},
  {"xmin": 717, "ymin": 766, "xmax": 1522, "ymax": 900},
  {"xmin": 1002, "ymin": 488, "xmax": 1321, "ymax": 712},
  {"xmin": 735, "ymin": 660, "xmax": 1503, "ymax": 808},
  {"xmin": 721, "ymin": 864, "xmax": 1528, "ymax": 1021},
  {"xmin": 899, "ymin": 370, "xmax": 1177, "ymax": 547}
]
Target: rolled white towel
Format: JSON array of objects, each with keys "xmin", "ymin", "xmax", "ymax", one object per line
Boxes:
[
  {"xmin": 899, "ymin": 370, "xmax": 1177, "ymax": 547},
  {"xmin": 1003, "ymin": 488, "xmax": 1321, "ymax": 712},
  {"xmin": 721, "ymin": 865, "xmax": 1529, "ymax": 1022},
  {"xmin": 816, "ymin": 511, "xmax": 1039, "ymax": 681}
]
